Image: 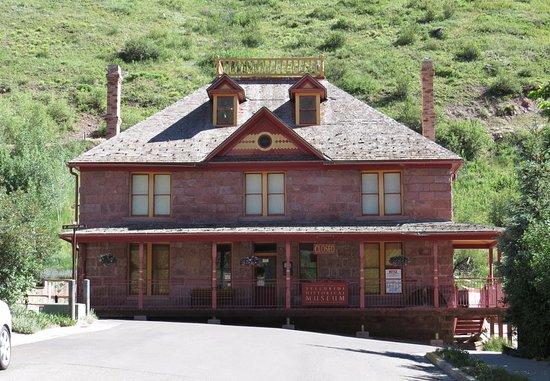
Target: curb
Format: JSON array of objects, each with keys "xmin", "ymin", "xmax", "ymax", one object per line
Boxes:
[{"xmin": 425, "ymin": 352, "xmax": 476, "ymax": 381}]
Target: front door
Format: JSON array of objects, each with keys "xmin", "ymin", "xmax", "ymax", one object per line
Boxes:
[{"xmin": 253, "ymin": 256, "xmax": 277, "ymax": 307}]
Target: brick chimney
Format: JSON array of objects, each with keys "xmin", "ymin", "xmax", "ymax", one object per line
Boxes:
[
  {"xmin": 105, "ymin": 64, "xmax": 122, "ymax": 138},
  {"xmin": 421, "ymin": 58, "xmax": 435, "ymax": 141}
]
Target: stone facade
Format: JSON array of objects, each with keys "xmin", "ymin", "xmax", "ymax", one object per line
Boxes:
[{"xmin": 79, "ymin": 166, "xmax": 453, "ymax": 227}]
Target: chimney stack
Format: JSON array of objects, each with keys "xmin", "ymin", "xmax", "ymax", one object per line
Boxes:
[
  {"xmin": 421, "ymin": 58, "xmax": 435, "ymax": 141},
  {"xmin": 105, "ymin": 64, "xmax": 122, "ymax": 138}
]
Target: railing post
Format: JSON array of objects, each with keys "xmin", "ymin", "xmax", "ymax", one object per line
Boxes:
[
  {"xmin": 138, "ymin": 243, "xmax": 144, "ymax": 310},
  {"xmin": 285, "ymin": 241, "xmax": 291, "ymax": 310},
  {"xmin": 83, "ymin": 278, "xmax": 90, "ymax": 314},
  {"xmin": 68, "ymin": 279, "xmax": 76, "ymax": 320},
  {"xmin": 488, "ymin": 247, "xmax": 494, "ymax": 281},
  {"xmin": 211, "ymin": 243, "xmax": 217, "ymax": 311},
  {"xmin": 433, "ymin": 242, "xmax": 439, "ymax": 308},
  {"xmin": 359, "ymin": 242, "xmax": 365, "ymax": 309}
]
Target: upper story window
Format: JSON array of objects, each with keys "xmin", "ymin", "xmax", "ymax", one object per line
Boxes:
[
  {"xmin": 131, "ymin": 173, "xmax": 171, "ymax": 217},
  {"xmin": 289, "ymin": 74, "xmax": 327, "ymax": 126},
  {"xmin": 206, "ymin": 74, "xmax": 246, "ymax": 127},
  {"xmin": 245, "ymin": 172, "xmax": 285, "ymax": 216},
  {"xmin": 296, "ymin": 95, "xmax": 319, "ymax": 125},
  {"xmin": 361, "ymin": 171, "xmax": 402, "ymax": 216}
]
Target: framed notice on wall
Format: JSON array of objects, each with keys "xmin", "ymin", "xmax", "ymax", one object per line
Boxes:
[{"xmin": 385, "ymin": 269, "xmax": 402, "ymax": 294}]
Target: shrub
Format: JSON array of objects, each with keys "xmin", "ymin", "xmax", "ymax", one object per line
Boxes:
[
  {"xmin": 308, "ymin": 7, "xmax": 335, "ymax": 20},
  {"xmin": 242, "ymin": 33, "xmax": 263, "ymax": 48},
  {"xmin": 11, "ymin": 305, "xmax": 75, "ymax": 334},
  {"xmin": 45, "ymin": 97, "xmax": 77, "ymax": 131},
  {"xmin": 331, "ymin": 17, "xmax": 355, "ymax": 30},
  {"xmin": 320, "ymin": 33, "xmax": 345, "ymax": 51},
  {"xmin": 74, "ymin": 84, "xmax": 105, "ymax": 114},
  {"xmin": 455, "ymin": 43, "xmax": 481, "ymax": 61},
  {"xmin": 436, "ymin": 120, "xmax": 494, "ymax": 161},
  {"xmin": 395, "ymin": 24, "xmax": 418, "ymax": 46},
  {"xmin": 483, "ymin": 336, "xmax": 513, "ymax": 352},
  {"xmin": 118, "ymin": 37, "xmax": 163, "ymax": 62},
  {"xmin": 486, "ymin": 75, "xmax": 522, "ymax": 97},
  {"xmin": 395, "ymin": 97, "xmax": 421, "ymax": 132},
  {"xmin": 442, "ymin": 1, "xmax": 455, "ymax": 19},
  {"xmin": 393, "ymin": 78, "xmax": 410, "ymax": 100}
]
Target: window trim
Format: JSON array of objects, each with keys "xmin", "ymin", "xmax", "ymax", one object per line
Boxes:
[
  {"xmin": 298, "ymin": 242, "xmax": 319, "ymax": 281},
  {"xmin": 363, "ymin": 241, "xmax": 404, "ymax": 295},
  {"xmin": 130, "ymin": 173, "xmax": 172, "ymax": 217},
  {"xmin": 213, "ymin": 94, "xmax": 238, "ymax": 126},
  {"xmin": 295, "ymin": 93, "xmax": 320, "ymax": 126},
  {"xmin": 216, "ymin": 242, "xmax": 233, "ymax": 289},
  {"xmin": 128, "ymin": 243, "xmax": 171, "ymax": 296},
  {"xmin": 244, "ymin": 172, "xmax": 286, "ymax": 217},
  {"xmin": 361, "ymin": 171, "xmax": 403, "ymax": 216}
]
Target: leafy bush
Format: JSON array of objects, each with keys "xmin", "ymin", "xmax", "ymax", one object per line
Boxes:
[
  {"xmin": 11, "ymin": 305, "xmax": 75, "ymax": 334},
  {"xmin": 486, "ymin": 75, "xmax": 522, "ymax": 97},
  {"xmin": 308, "ymin": 7, "xmax": 335, "ymax": 20},
  {"xmin": 455, "ymin": 43, "xmax": 481, "ymax": 61},
  {"xmin": 332, "ymin": 18, "xmax": 355, "ymax": 30},
  {"xmin": 118, "ymin": 37, "xmax": 163, "ymax": 62},
  {"xmin": 442, "ymin": 1, "xmax": 456, "ymax": 19},
  {"xmin": 320, "ymin": 33, "xmax": 345, "ymax": 51},
  {"xmin": 395, "ymin": 23, "xmax": 418, "ymax": 46},
  {"xmin": 436, "ymin": 120, "xmax": 494, "ymax": 161},
  {"xmin": 242, "ymin": 33, "xmax": 263, "ymax": 48},
  {"xmin": 527, "ymin": 82, "xmax": 550, "ymax": 118},
  {"xmin": 74, "ymin": 84, "xmax": 105, "ymax": 114},
  {"xmin": 395, "ymin": 97, "xmax": 421, "ymax": 132},
  {"xmin": 483, "ymin": 337, "xmax": 513, "ymax": 352},
  {"xmin": 45, "ymin": 96, "xmax": 77, "ymax": 131}
]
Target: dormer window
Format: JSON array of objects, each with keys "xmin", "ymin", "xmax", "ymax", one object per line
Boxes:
[
  {"xmin": 206, "ymin": 74, "xmax": 246, "ymax": 126},
  {"xmin": 289, "ymin": 74, "xmax": 327, "ymax": 126},
  {"xmin": 215, "ymin": 95, "xmax": 237, "ymax": 126}
]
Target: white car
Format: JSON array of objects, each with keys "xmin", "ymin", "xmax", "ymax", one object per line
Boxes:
[{"xmin": 0, "ymin": 301, "xmax": 11, "ymax": 370}]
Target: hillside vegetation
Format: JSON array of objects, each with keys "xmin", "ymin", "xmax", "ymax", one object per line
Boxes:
[{"xmin": 0, "ymin": 0, "xmax": 548, "ymax": 274}]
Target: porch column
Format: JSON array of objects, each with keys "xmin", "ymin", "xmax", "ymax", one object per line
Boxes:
[
  {"xmin": 359, "ymin": 242, "xmax": 365, "ymax": 309},
  {"xmin": 138, "ymin": 243, "xmax": 145, "ymax": 310},
  {"xmin": 488, "ymin": 247, "xmax": 494, "ymax": 281},
  {"xmin": 211, "ymin": 243, "xmax": 217, "ymax": 310},
  {"xmin": 433, "ymin": 242, "xmax": 439, "ymax": 308},
  {"xmin": 285, "ymin": 241, "xmax": 291, "ymax": 310}
]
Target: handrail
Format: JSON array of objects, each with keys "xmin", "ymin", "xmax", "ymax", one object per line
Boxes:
[{"xmin": 214, "ymin": 55, "xmax": 325, "ymax": 78}]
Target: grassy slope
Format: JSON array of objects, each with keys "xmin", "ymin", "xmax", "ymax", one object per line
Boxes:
[{"xmin": 0, "ymin": 0, "xmax": 547, "ymax": 269}]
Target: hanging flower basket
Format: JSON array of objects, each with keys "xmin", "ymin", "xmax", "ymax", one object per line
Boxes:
[
  {"xmin": 240, "ymin": 256, "xmax": 261, "ymax": 266},
  {"xmin": 99, "ymin": 253, "xmax": 117, "ymax": 266},
  {"xmin": 389, "ymin": 255, "xmax": 410, "ymax": 267}
]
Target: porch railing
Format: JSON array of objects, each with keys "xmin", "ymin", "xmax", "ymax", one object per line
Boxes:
[
  {"xmin": 88, "ymin": 277, "xmax": 505, "ymax": 311},
  {"xmin": 215, "ymin": 56, "xmax": 325, "ymax": 78}
]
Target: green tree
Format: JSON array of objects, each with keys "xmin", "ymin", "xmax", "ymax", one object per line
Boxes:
[{"xmin": 499, "ymin": 125, "xmax": 550, "ymax": 358}]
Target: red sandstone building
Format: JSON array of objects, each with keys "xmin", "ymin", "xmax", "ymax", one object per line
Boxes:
[{"xmin": 62, "ymin": 57, "xmax": 505, "ymax": 341}]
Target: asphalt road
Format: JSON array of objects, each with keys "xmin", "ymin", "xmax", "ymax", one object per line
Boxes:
[{"xmin": 4, "ymin": 320, "xmax": 451, "ymax": 380}]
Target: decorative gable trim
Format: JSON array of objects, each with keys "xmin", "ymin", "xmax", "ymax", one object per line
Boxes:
[
  {"xmin": 289, "ymin": 74, "xmax": 327, "ymax": 101},
  {"xmin": 206, "ymin": 74, "xmax": 246, "ymax": 102},
  {"xmin": 204, "ymin": 107, "xmax": 327, "ymax": 161}
]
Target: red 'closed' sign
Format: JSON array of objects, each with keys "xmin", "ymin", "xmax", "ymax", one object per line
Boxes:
[{"xmin": 301, "ymin": 282, "xmax": 348, "ymax": 306}]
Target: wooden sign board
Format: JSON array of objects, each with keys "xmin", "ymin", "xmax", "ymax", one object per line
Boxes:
[
  {"xmin": 313, "ymin": 243, "xmax": 336, "ymax": 255},
  {"xmin": 301, "ymin": 282, "xmax": 348, "ymax": 306}
]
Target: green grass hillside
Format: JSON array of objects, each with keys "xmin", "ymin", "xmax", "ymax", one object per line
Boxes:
[{"xmin": 0, "ymin": 0, "xmax": 548, "ymax": 272}]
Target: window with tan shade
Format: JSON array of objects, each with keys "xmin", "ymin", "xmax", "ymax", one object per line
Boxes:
[
  {"xmin": 128, "ymin": 243, "xmax": 170, "ymax": 296},
  {"xmin": 245, "ymin": 173, "xmax": 285, "ymax": 216},
  {"xmin": 361, "ymin": 171, "xmax": 402, "ymax": 216},
  {"xmin": 131, "ymin": 174, "xmax": 171, "ymax": 217}
]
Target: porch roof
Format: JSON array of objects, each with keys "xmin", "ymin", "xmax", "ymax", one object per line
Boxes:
[{"xmin": 61, "ymin": 221, "xmax": 503, "ymax": 243}]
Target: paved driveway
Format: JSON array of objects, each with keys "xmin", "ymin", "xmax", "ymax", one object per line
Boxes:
[{"xmin": 4, "ymin": 320, "xmax": 450, "ymax": 380}]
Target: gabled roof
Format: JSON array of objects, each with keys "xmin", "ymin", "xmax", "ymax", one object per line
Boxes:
[
  {"xmin": 205, "ymin": 107, "xmax": 326, "ymax": 161},
  {"xmin": 206, "ymin": 74, "xmax": 246, "ymax": 102},
  {"xmin": 288, "ymin": 74, "xmax": 327, "ymax": 101},
  {"xmin": 69, "ymin": 79, "xmax": 461, "ymax": 166}
]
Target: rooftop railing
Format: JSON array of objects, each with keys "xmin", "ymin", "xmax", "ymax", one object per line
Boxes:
[{"xmin": 215, "ymin": 55, "xmax": 325, "ymax": 78}]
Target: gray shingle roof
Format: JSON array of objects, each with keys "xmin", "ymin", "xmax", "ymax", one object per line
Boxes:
[
  {"xmin": 63, "ymin": 221, "xmax": 502, "ymax": 238},
  {"xmin": 70, "ymin": 79, "xmax": 461, "ymax": 165}
]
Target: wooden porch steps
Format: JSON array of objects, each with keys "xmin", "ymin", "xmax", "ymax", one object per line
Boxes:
[{"xmin": 454, "ymin": 317, "xmax": 485, "ymax": 336}]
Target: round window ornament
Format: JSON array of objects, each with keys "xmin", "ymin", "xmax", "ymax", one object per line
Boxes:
[{"xmin": 257, "ymin": 133, "xmax": 273, "ymax": 150}]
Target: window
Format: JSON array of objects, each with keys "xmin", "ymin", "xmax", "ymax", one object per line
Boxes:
[
  {"xmin": 296, "ymin": 95, "xmax": 319, "ymax": 125},
  {"xmin": 363, "ymin": 242, "xmax": 403, "ymax": 295},
  {"xmin": 131, "ymin": 174, "xmax": 171, "ymax": 217},
  {"xmin": 215, "ymin": 95, "xmax": 236, "ymax": 126},
  {"xmin": 216, "ymin": 244, "xmax": 232, "ymax": 288},
  {"xmin": 245, "ymin": 173, "xmax": 285, "ymax": 216},
  {"xmin": 299, "ymin": 243, "xmax": 317, "ymax": 281},
  {"xmin": 129, "ymin": 243, "xmax": 170, "ymax": 295},
  {"xmin": 361, "ymin": 171, "xmax": 401, "ymax": 216}
]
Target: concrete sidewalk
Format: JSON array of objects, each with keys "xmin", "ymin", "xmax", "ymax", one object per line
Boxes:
[
  {"xmin": 469, "ymin": 351, "xmax": 550, "ymax": 381},
  {"xmin": 12, "ymin": 320, "xmax": 120, "ymax": 347}
]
